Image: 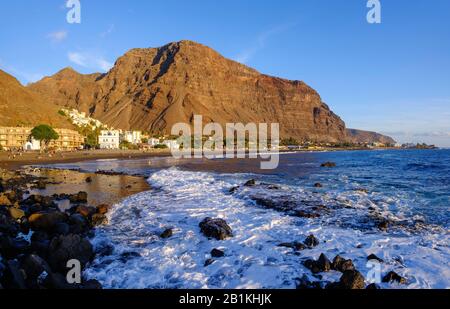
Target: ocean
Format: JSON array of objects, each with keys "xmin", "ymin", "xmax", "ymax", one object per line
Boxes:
[{"xmin": 47, "ymin": 149, "xmax": 450, "ymax": 288}]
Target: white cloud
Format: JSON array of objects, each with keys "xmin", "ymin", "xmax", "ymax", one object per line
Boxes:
[
  {"xmin": 67, "ymin": 51, "xmax": 113, "ymax": 72},
  {"xmin": 100, "ymin": 24, "xmax": 115, "ymax": 38},
  {"xmin": 47, "ymin": 30, "xmax": 68, "ymax": 42},
  {"xmin": 97, "ymin": 58, "xmax": 113, "ymax": 71},
  {"xmin": 68, "ymin": 52, "xmax": 87, "ymax": 67},
  {"xmin": 234, "ymin": 23, "xmax": 296, "ymax": 64}
]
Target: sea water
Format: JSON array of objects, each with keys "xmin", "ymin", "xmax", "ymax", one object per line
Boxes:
[{"xmin": 48, "ymin": 149, "xmax": 450, "ymax": 288}]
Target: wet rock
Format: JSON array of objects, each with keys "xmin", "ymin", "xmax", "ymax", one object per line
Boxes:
[
  {"xmin": 160, "ymin": 228, "xmax": 173, "ymax": 239},
  {"xmin": 8, "ymin": 207, "xmax": 25, "ymax": 220},
  {"xmin": 204, "ymin": 258, "xmax": 215, "ymax": 267},
  {"xmin": 228, "ymin": 186, "xmax": 239, "ymax": 194},
  {"xmin": 0, "ymin": 235, "xmax": 30, "ymax": 258},
  {"xmin": 317, "ymin": 253, "xmax": 332, "ymax": 272},
  {"xmin": 321, "ymin": 162, "xmax": 336, "ymax": 168},
  {"xmin": 304, "ymin": 234, "xmax": 320, "ymax": 248},
  {"xmin": 48, "ymin": 234, "xmax": 94, "ymax": 272},
  {"xmin": 35, "ymin": 180, "xmax": 47, "ymax": 190},
  {"xmin": 243, "ymin": 179, "xmax": 256, "ymax": 187},
  {"xmin": 296, "ymin": 274, "xmax": 322, "ymax": 289},
  {"xmin": 30, "ymin": 231, "xmax": 50, "ymax": 258},
  {"xmin": 81, "ymin": 279, "xmax": 102, "ymax": 289},
  {"xmin": 339, "ymin": 270, "xmax": 366, "ymax": 289},
  {"xmin": 43, "ymin": 272, "xmax": 77, "ymax": 289},
  {"xmin": 29, "ymin": 211, "xmax": 68, "ymax": 232},
  {"xmin": 267, "ymin": 184, "xmax": 281, "ymax": 190},
  {"xmin": 68, "ymin": 214, "xmax": 90, "ymax": 234},
  {"xmin": 314, "ymin": 183, "xmax": 323, "ymax": 188},
  {"xmin": 199, "ymin": 217, "xmax": 233, "ymax": 240},
  {"xmin": 295, "ymin": 211, "xmax": 320, "ymax": 219},
  {"xmin": 1, "ymin": 260, "xmax": 27, "ymax": 289},
  {"xmin": 278, "ymin": 242, "xmax": 306, "ymax": 251},
  {"xmin": 85, "ymin": 177, "xmax": 92, "ymax": 183},
  {"xmin": 91, "ymin": 214, "xmax": 108, "ymax": 227},
  {"xmin": 366, "ymin": 283, "xmax": 381, "ymax": 289},
  {"xmin": 0, "ymin": 194, "xmax": 12, "ymax": 206},
  {"xmin": 331, "ymin": 255, "xmax": 355, "ymax": 272},
  {"xmin": 211, "ymin": 248, "xmax": 225, "ymax": 258},
  {"xmin": 4, "ymin": 190, "xmax": 22, "ymax": 204},
  {"xmin": 20, "ymin": 254, "xmax": 52, "ymax": 281},
  {"xmin": 377, "ymin": 220, "xmax": 390, "ymax": 231},
  {"xmin": 53, "ymin": 222, "xmax": 70, "ymax": 236},
  {"xmin": 367, "ymin": 254, "xmax": 384, "ymax": 263},
  {"xmin": 76, "ymin": 205, "xmax": 96, "ymax": 218},
  {"xmin": 303, "ymin": 259, "xmax": 321, "ymax": 274},
  {"xmin": 303, "ymin": 254, "xmax": 332, "ymax": 274},
  {"xmin": 0, "ymin": 213, "xmax": 20, "ymax": 236},
  {"xmin": 96, "ymin": 204, "xmax": 111, "ymax": 215},
  {"xmin": 382, "ymin": 271, "xmax": 407, "ymax": 284},
  {"xmin": 69, "ymin": 191, "xmax": 88, "ymax": 204}
]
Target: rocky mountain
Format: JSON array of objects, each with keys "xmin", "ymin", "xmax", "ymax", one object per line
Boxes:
[
  {"xmin": 346, "ymin": 129, "xmax": 396, "ymax": 145},
  {"xmin": 0, "ymin": 69, "xmax": 71, "ymax": 128},
  {"xmin": 29, "ymin": 40, "xmax": 351, "ymax": 142},
  {"xmin": 21, "ymin": 40, "xmax": 393, "ymax": 144}
]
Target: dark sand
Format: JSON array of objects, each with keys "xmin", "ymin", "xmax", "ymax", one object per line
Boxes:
[{"xmin": 0, "ymin": 149, "xmax": 172, "ymax": 170}]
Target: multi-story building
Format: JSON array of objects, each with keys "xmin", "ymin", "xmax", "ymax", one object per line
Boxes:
[
  {"xmin": 53, "ymin": 128, "xmax": 85, "ymax": 150},
  {"xmin": 0, "ymin": 126, "xmax": 84, "ymax": 151},
  {"xmin": 148, "ymin": 138, "xmax": 161, "ymax": 147},
  {"xmin": 121, "ymin": 131, "xmax": 142, "ymax": 145},
  {"xmin": 98, "ymin": 130, "xmax": 120, "ymax": 149}
]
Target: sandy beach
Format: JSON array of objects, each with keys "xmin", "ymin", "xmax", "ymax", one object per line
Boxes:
[{"xmin": 0, "ymin": 149, "xmax": 172, "ymax": 170}]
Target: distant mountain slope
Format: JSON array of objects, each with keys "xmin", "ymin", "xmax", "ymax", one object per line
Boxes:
[
  {"xmin": 29, "ymin": 40, "xmax": 349, "ymax": 142},
  {"xmin": 346, "ymin": 128, "xmax": 396, "ymax": 144},
  {"xmin": 0, "ymin": 69, "xmax": 71, "ymax": 128}
]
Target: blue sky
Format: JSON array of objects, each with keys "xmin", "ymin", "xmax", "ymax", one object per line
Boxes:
[{"xmin": 0, "ymin": 0, "xmax": 449, "ymax": 146}]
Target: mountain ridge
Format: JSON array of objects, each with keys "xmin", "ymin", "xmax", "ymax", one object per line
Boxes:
[
  {"xmin": 2, "ymin": 40, "xmax": 394, "ymax": 144},
  {"xmin": 0, "ymin": 69, "xmax": 72, "ymax": 129}
]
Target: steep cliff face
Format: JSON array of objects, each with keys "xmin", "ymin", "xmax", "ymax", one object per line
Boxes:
[
  {"xmin": 29, "ymin": 41, "xmax": 348, "ymax": 142},
  {"xmin": 0, "ymin": 69, "xmax": 71, "ymax": 128},
  {"xmin": 346, "ymin": 129, "xmax": 396, "ymax": 145}
]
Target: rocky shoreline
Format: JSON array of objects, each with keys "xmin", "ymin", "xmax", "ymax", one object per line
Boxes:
[
  {"xmin": 0, "ymin": 167, "xmax": 150, "ymax": 289},
  {"xmin": 0, "ymin": 162, "xmax": 412, "ymax": 289}
]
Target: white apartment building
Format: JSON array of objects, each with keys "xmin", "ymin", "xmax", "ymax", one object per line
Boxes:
[
  {"xmin": 148, "ymin": 138, "xmax": 161, "ymax": 147},
  {"xmin": 122, "ymin": 131, "xmax": 142, "ymax": 145},
  {"xmin": 99, "ymin": 130, "xmax": 120, "ymax": 149}
]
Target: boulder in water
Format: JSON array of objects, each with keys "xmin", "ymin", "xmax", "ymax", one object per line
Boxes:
[
  {"xmin": 339, "ymin": 270, "xmax": 366, "ymax": 289},
  {"xmin": 304, "ymin": 234, "xmax": 320, "ymax": 248},
  {"xmin": 321, "ymin": 162, "xmax": 336, "ymax": 168},
  {"xmin": 199, "ymin": 217, "xmax": 233, "ymax": 240}
]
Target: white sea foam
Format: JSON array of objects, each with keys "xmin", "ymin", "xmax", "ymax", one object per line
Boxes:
[{"xmin": 84, "ymin": 167, "xmax": 450, "ymax": 289}]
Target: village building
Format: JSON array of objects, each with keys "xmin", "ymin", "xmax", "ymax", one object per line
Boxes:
[
  {"xmin": 98, "ymin": 130, "xmax": 120, "ymax": 149},
  {"xmin": 0, "ymin": 126, "xmax": 84, "ymax": 151},
  {"xmin": 121, "ymin": 131, "xmax": 142, "ymax": 145},
  {"xmin": 148, "ymin": 137, "xmax": 161, "ymax": 147}
]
